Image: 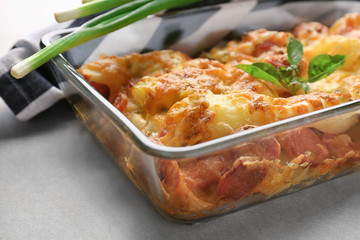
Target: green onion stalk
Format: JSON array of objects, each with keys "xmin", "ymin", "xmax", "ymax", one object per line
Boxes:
[
  {"xmin": 82, "ymin": 0, "xmax": 97, "ymax": 4},
  {"xmin": 11, "ymin": 0, "xmax": 202, "ymax": 79},
  {"xmin": 55, "ymin": 0, "xmax": 134, "ymax": 23}
]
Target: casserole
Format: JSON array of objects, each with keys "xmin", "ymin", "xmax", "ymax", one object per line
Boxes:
[{"xmin": 42, "ymin": 0, "xmax": 360, "ymax": 222}]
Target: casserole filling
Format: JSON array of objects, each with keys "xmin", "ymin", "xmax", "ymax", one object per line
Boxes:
[{"xmin": 78, "ymin": 13, "xmax": 360, "ymax": 214}]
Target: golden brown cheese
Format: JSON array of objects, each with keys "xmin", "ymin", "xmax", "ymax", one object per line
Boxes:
[
  {"xmin": 331, "ymin": 13, "xmax": 360, "ymax": 38},
  {"xmin": 202, "ymin": 29, "xmax": 290, "ymax": 65},
  {"xmin": 131, "ymin": 58, "xmax": 277, "ymax": 115},
  {"xmin": 158, "ymin": 91, "xmax": 350, "ymax": 146},
  {"xmin": 77, "ymin": 50, "xmax": 189, "ymax": 102}
]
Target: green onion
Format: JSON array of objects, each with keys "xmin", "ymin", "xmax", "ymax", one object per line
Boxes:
[
  {"xmin": 11, "ymin": 0, "xmax": 202, "ymax": 79},
  {"xmin": 55, "ymin": 0, "xmax": 133, "ymax": 23},
  {"xmin": 82, "ymin": 0, "xmax": 97, "ymax": 4}
]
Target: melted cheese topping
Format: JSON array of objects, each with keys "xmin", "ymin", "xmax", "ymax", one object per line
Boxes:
[{"xmin": 78, "ymin": 14, "xmax": 360, "ymax": 147}]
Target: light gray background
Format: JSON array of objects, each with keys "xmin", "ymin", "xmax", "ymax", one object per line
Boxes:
[
  {"xmin": 1, "ymin": 98, "xmax": 360, "ymax": 240},
  {"xmin": 2, "ymin": 0, "xmax": 360, "ymax": 239}
]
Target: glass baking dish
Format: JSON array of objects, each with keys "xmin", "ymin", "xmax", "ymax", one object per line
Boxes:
[{"xmin": 42, "ymin": 0, "xmax": 360, "ymax": 223}]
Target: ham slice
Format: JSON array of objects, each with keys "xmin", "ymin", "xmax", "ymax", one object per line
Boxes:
[
  {"xmin": 217, "ymin": 159, "xmax": 268, "ymax": 200},
  {"xmin": 277, "ymin": 127, "xmax": 328, "ymax": 165},
  {"xmin": 322, "ymin": 133, "xmax": 354, "ymax": 158}
]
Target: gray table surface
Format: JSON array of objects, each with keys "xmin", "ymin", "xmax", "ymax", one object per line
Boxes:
[{"xmin": 1, "ymin": 98, "xmax": 360, "ymax": 240}]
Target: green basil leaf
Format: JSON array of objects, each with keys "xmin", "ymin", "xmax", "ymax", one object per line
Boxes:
[
  {"xmin": 287, "ymin": 37, "xmax": 303, "ymax": 66},
  {"xmin": 308, "ymin": 54, "xmax": 346, "ymax": 83},
  {"xmin": 253, "ymin": 62, "xmax": 281, "ymax": 80},
  {"xmin": 236, "ymin": 63, "xmax": 282, "ymax": 87},
  {"xmin": 278, "ymin": 67, "xmax": 293, "ymax": 84},
  {"xmin": 289, "ymin": 78, "xmax": 310, "ymax": 94}
]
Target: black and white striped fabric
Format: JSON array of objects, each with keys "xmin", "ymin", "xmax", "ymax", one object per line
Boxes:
[{"xmin": 0, "ymin": 17, "xmax": 97, "ymax": 121}]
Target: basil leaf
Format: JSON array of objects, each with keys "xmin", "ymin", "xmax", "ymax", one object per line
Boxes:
[
  {"xmin": 308, "ymin": 54, "xmax": 346, "ymax": 83},
  {"xmin": 278, "ymin": 66, "xmax": 293, "ymax": 84},
  {"xmin": 235, "ymin": 36, "xmax": 346, "ymax": 96},
  {"xmin": 253, "ymin": 62, "xmax": 281, "ymax": 81},
  {"xmin": 289, "ymin": 78, "xmax": 310, "ymax": 94},
  {"xmin": 287, "ymin": 37, "xmax": 303, "ymax": 66},
  {"xmin": 236, "ymin": 63, "xmax": 282, "ymax": 87}
]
